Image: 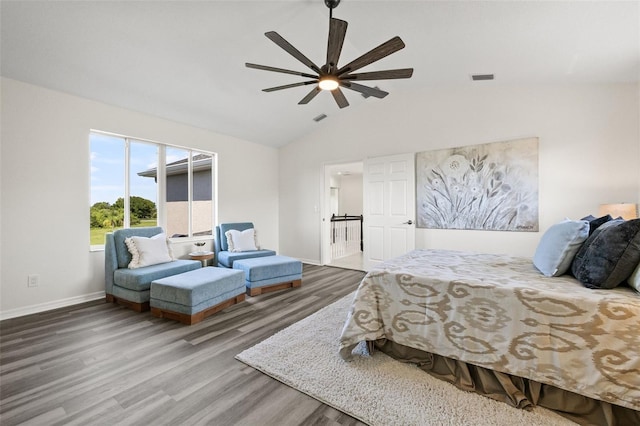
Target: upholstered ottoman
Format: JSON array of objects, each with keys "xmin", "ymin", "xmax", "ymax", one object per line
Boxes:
[
  {"xmin": 150, "ymin": 267, "xmax": 245, "ymax": 325},
  {"xmin": 233, "ymin": 255, "xmax": 302, "ymax": 296}
]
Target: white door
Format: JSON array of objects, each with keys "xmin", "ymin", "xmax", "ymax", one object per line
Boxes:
[{"xmin": 363, "ymin": 153, "xmax": 416, "ymax": 270}]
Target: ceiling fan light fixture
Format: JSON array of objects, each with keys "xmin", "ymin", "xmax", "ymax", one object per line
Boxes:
[
  {"xmin": 246, "ymin": 0, "xmax": 412, "ymax": 108},
  {"xmin": 318, "ymin": 75, "xmax": 339, "ymax": 91}
]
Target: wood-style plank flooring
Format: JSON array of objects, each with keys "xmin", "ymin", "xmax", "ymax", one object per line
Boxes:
[{"xmin": 0, "ymin": 264, "xmax": 367, "ymax": 426}]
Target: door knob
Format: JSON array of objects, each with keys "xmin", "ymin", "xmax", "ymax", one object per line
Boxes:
[{"xmin": 403, "ymin": 220, "xmax": 413, "ymax": 225}]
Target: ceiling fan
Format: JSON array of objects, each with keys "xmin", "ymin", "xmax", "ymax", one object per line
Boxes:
[{"xmin": 245, "ymin": 0, "xmax": 413, "ymax": 109}]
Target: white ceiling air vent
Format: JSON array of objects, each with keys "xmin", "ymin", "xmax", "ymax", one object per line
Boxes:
[
  {"xmin": 313, "ymin": 113, "xmax": 328, "ymax": 122},
  {"xmin": 471, "ymin": 74, "xmax": 494, "ymax": 81}
]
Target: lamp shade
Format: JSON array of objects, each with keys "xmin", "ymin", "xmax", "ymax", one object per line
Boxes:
[{"xmin": 598, "ymin": 203, "xmax": 638, "ymax": 220}]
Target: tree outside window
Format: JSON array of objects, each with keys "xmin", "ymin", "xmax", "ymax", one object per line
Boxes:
[{"xmin": 89, "ymin": 131, "xmax": 215, "ymax": 248}]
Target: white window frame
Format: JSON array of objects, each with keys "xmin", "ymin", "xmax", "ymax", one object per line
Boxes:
[{"xmin": 89, "ymin": 130, "xmax": 217, "ymax": 250}]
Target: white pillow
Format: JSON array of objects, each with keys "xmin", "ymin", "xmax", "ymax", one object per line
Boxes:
[
  {"xmin": 125, "ymin": 233, "xmax": 174, "ymax": 269},
  {"xmin": 533, "ymin": 219, "xmax": 590, "ymax": 277},
  {"xmin": 628, "ymin": 262, "xmax": 640, "ymax": 293},
  {"xmin": 225, "ymin": 228, "xmax": 259, "ymax": 252}
]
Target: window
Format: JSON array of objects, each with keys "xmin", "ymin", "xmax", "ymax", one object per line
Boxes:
[
  {"xmin": 130, "ymin": 141, "xmax": 159, "ymax": 230},
  {"xmin": 89, "ymin": 131, "xmax": 216, "ymax": 248},
  {"xmin": 163, "ymin": 148, "xmax": 214, "ymax": 238}
]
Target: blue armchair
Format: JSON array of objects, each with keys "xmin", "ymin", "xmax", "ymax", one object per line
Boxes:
[
  {"xmin": 105, "ymin": 227, "xmax": 201, "ymax": 312},
  {"xmin": 214, "ymin": 222, "xmax": 276, "ymax": 267}
]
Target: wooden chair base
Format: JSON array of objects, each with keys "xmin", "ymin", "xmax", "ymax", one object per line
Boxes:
[
  {"xmin": 150, "ymin": 294, "xmax": 246, "ymax": 325},
  {"xmin": 247, "ymin": 279, "xmax": 302, "ymax": 297},
  {"xmin": 106, "ymin": 294, "xmax": 150, "ymax": 312}
]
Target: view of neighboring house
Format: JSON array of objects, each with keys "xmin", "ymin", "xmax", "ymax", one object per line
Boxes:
[{"xmin": 138, "ymin": 154, "xmax": 215, "ymax": 238}]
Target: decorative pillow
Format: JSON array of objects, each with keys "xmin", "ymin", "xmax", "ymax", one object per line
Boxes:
[
  {"xmin": 225, "ymin": 228, "xmax": 259, "ymax": 252},
  {"xmin": 125, "ymin": 233, "xmax": 174, "ymax": 269},
  {"xmin": 580, "ymin": 214, "xmax": 613, "ymax": 236},
  {"xmin": 571, "ymin": 219, "xmax": 640, "ymax": 289},
  {"xmin": 629, "ymin": 262, "xmax": 640, "ymax": 293},
  {"xmin": 533, "ymin": 219, "xmax": 590, "ymax": 277}
]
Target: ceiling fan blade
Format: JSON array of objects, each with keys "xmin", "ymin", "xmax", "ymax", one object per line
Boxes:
[
  {"xmin": 299, "ymin": 87, "xmax": 322, "ymax": 105},
  {"xmin": 341, "ymin": 82, "xmax": 389, "ymax": 99},
  {"xmin": 326, "ymin": 18, "xmax": 348, "ymax": 74},
  {"xmin": 337, "ymin": 36, "xmax": 406, "ymax": 75},
  {"xmin": 331, "ymin": 87, "xmax": 349, "ymax": 109},
  {"xmin": 263, "ymin": 81, "xmax": 319, "ymax": 92},
  {"xmin": 246, "ymin": 63, "xmax": 318, "ymax": 79},
  {"xmin": 265, "ymin": 31, "xmax": 322, "ymax": 74},
  {"xmin": 342, "ymin": 68, "xmax": 414, "ymax": 81}
]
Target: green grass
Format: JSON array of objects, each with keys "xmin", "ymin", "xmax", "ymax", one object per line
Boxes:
[{"xmin": 90, "ymin": 219, "xmax": 157, "ymax": 246}]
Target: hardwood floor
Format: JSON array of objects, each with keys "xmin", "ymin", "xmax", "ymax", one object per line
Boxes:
[
  {"xmin": 327, "ymin": 253, "xmax": 364, "ymax": 272},
  {"xmin": 0, "ymin": 264, "xmax": 367, "ymax": 426}
]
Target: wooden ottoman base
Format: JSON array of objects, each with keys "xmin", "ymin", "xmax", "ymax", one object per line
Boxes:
[
  {"xmin": 247, "ymin": 279, "xmax": 302, "ymax": 297},
  {"xmin": 151, "ymin": 293, "xmax": 245, "ymax": 325},
  {"xmin": 234, "ymin": 255, "xmax": 303, "ymax": 297},
  {"xmin": 106, "ymin": 294, "xmax": 150, "ymax": 312}
]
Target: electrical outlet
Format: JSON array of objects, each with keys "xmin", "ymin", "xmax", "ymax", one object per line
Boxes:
[{"xmin": 28, "ymin": 274, "xmax": 39, "ymax": 287}]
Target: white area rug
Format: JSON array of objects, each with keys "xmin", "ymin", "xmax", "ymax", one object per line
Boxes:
[{"xmin": 235, "ymin": 294, "xmax": 577, "ymax": 426}]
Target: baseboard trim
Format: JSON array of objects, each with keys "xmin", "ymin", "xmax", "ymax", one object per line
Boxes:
[{"xmin": 0, "ymin": 291, "xmax": 106, "ymax": 321}]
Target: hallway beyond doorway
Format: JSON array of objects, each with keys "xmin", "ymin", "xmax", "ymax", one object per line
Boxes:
[{"xmin": 327, "ymin": 252, "xmax": 365, "ymax": 272}]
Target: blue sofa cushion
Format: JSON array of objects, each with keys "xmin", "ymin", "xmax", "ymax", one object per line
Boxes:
[
  {"xmin": 217, "ymin": 249, "xmax": 276, "ymax": 268},
  {"xmin": 233, "ymin": 255, "xmax": 302, "ymax": 282},
  {"xmin": 113, "ymin": 226, "xmax": 164, "ymax": 269},
  {"xmin": 218, "ymin": 222, "xmax": 254, "ymax": 252},
  {"xmin": 151, "ymin": 267, "xmax": 244, "ymax": 307},
  {"xmin": 114, "ymin": 259, "xmax": 200, "ymax": 292}
]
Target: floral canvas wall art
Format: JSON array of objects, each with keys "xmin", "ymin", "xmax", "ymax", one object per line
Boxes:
[{"xmin": 416, "ymin": 137, "xmax": 539, "ymax": 231}]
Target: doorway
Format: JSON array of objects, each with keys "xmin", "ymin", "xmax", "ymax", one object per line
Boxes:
[
  {"xmin": 361, "ymin": 153, "xmax": 416, "ymax": 270},
  {"xmin": 323, "ymin": 161, "xmax": 365, "ymax": 271}
]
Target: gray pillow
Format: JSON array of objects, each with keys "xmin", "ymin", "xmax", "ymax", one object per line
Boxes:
[
  {"xmin": 533, "ymin": 219, "xmax": 590, "ymax": 277},
  {"xmin": 580, "ymin": 214, "xmax": 613, "ymax": 235},
  {"xmin": 571, "ymin": 219, "xmax": 640, "ymax": 289}
]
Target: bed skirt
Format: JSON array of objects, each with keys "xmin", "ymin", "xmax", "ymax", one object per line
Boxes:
[{"xmin": 374, "ymin": 339, "xmax": 640, "ymax": 426}]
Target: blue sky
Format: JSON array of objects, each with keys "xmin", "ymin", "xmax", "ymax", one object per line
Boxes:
[{"xmin": 90, "ymin": 133, "xmax": 159, "ymax": 206}]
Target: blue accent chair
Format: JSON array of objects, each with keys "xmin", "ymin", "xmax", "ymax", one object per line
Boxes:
[
  {"xmin": 214, "ymin": 222, "xmax": 276, "ymax": 268},
  {"xmin": 105, "ymin": 226, "xmax": 201, "ymax": 312}
]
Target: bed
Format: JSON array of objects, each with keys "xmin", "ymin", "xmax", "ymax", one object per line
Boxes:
[{"xmin": 338, "ymin": 249, "xmax": 640, "ymax": 425}]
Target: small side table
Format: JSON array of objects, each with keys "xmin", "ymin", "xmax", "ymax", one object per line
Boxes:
[{"xmin": 189, "ymin": 251, "xmax": 214, "ymax": 267}]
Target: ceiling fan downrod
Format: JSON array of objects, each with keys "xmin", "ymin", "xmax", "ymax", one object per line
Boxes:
[{"xmin": 325, "ymin": 0, "xmax": 340, "ymax": 18}]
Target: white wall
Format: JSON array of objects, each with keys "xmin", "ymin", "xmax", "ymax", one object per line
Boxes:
[
  {"xmin": 2, "ymin": 80, "xmax": 638, "ymax": 317},
  {"xmin": 279, "ymin": 83, "xmax": 639, "ymax": 263},
  {"xmin": 337, "ymin": 174, "xmax": 363, "ymax": 216},
  {"xmin": 638, "ymin": 84, "xmax": 640, "ymax": 204},
  {"xmin": 0, "ymin": 78, "xmax": 279, "ymax": 318}
]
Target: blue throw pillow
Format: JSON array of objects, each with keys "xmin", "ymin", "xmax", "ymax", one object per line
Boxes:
[
  {"xmin": 571, "ymin": 219, "xmax": 640, "ymax": 289},
  {"xmin": 533, "ymin": 219, "xmax": 590, "ymax": 277},
  {"xmin": 580, "ymin": 214, "xmax": 613, "ymax": 236}
]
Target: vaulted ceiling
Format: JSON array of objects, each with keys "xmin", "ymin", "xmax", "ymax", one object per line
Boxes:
[{"xmin": 2, "ymin": 1, "xmax": 638, "ymax": 148}]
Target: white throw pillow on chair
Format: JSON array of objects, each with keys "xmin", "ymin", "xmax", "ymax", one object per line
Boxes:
[
  {"xmin": 125, "ymin": 233, "xmax": 174, "ymax": 268},
  {"xmin": 225, "ymin": 228, "xmax": 259, "ymax": 252}
]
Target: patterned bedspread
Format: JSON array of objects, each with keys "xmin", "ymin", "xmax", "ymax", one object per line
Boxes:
[{"xmin": 338, "ymin": 249, "xmax": 640, "ymax": 411}]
